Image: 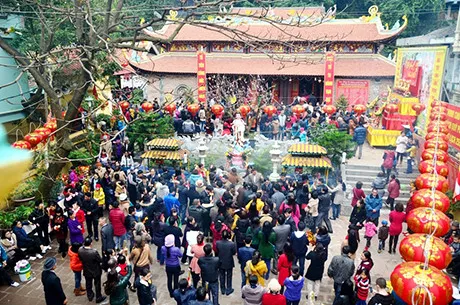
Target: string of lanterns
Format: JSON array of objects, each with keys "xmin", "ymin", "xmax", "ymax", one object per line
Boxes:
[
  {"xmin": 12, "ymin": 117, "xmax": 57, "ymax": 150},
  {"xmin": 391, "ymin": 100, "xmax": 453, "ymax": 305}
]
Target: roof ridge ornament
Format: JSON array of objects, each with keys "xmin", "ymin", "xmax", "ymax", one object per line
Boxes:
[{"xmin": 360, "ymin": 5, "xmax": 380, "ymax": 23}]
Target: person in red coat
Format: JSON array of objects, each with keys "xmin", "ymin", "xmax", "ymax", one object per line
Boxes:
[
  {"xmin": 210, "ymin": 218, "xmax": 229, "ymax": 253},
  {"xmin": 109, "ymin": 201, "xmax": 126, "ymax": 251},
  {"xmin": 388, "ymin": 202, "xmax": 406, "ymax": 254},
  {"xmin": 262, "ymin": 279, "xmax": 286, "ymax": 305},
  {"xmin": 68, "ymin": 243, "xmax": 86, "ymax": 296},
  {"xmin": 386, "ymin": 175, "xmax": 401, "ymax": 211},
  {"xmin": 351, "ymin": 182, "xmax": 365, "ymax": 207},
  {"xmin": 73, "ymin": 203, "xmax": 85, "ymax": 235},
  {"xmin": 277, "ymin": 243, "xmax": 294, "ymax": 292}
]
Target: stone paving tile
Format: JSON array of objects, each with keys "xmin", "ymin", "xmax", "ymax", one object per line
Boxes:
[{"xmin": 1, "ymin": 215, "xmax": 407, "ymax": 305}]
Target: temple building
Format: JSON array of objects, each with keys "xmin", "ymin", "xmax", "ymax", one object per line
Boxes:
[{"xmin": 117, "ymin": 5, "xmax": 407, "ymax": 107}]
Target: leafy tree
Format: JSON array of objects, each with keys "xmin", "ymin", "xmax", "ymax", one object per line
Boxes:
[
  {"xmin": 126, "ymin": 113, "xmax": 174, "ymax": 151},
  {"xmin": 335, "ymin": 94, "xmax": 349, "ymax": 113},
  {"xmin": 309, "ymin": 124, "xmax": 355, "ymax": 166}
]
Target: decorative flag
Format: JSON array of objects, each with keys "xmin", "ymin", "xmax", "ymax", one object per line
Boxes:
[
  {"xmin": 197, "ymin": 51, "xmax": 207, "ymax": 104},
  {"xmin": 323, "ymin": 52, "xmax": 335, "ymax": 105},
  {"xmin": 454, "ymin": 165, "xmax": 460, "ymax": 201}
]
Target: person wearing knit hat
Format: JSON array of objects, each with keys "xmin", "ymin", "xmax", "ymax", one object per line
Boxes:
[
  {"xmin": 162, "ymin": 234, "xmax": 183, "ymax": 297},
  {"xmin": 262, "ymin": 279, "xmax": 286, "ymax": 304},
  {"xmin": 42, "ymin": 257, "xmax": 67, "ymax": 305}
]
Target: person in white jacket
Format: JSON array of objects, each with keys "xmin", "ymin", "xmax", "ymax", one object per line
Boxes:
[{"xmin": 120, "ymin": 151, "xmax": 134, "ymax": 171}]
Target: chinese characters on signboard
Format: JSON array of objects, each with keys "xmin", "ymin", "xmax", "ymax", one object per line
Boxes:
[
  {"xmin": 197, "ymin": 51, "xmax": 207, "ymax": 104},
  {"xmin": 323, "ymin": 52, "xmax": 335, "ymax": 105},
  {"xmin": 335, "ymin": 80, "xmax": 369, "ymax": 110},
  {"xmin": 443, "ymin": 102, "xmax": 460, "ymax": 151}
]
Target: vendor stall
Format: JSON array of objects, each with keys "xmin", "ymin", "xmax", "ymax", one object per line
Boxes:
[
  {"xmin": 141, "ymin": 138, "xmax": 188, "ymax": 165},
  {"xmin": 282, "ymin": 143, "xmax": 333, "ymax": 179}
]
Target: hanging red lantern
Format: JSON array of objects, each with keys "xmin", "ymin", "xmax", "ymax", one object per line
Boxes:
[
  {"xmin": 322, "ymin": 105, "xmax": 336, "ymax": 115},
  {"xmin": 407, "ymin": 207, "xmax": 450, "ymax": 236},
  {"xmin": 264, "ymin": 105, "xmax": 277, "ymax": 117},
  {"xmin": 385, "ymin": 103, "xmax": 399, "ymax": 114},
  {"xmin": 430, "ymin": 112, "xmax": 447, "ymax": 121},
  {"xmin": 425, "ymin": 132, "xmax": 448, "ymax": 142},
  {"xmin": 418, "ymin": 160, "xmax": 449, "ymax": 177},
  {"xmin": 399, "ymin": 234, "xmax": 452, "ymax": 270},
  {"xmin": 411, "ymin": 103, "xmax": 426, "ymax": 115},
  {"xmin": 353, "ymin": 104, "xmax": 366, "ymax": 116},
  {"xmin": 431, "ymin": 100, "xmax": 443, "ymax": 108},
  {"xmin": 424, "ymin": 139, "xmax": 449, "ymax": 152},
  {"xmin": 238, "ymin": 105, "xmax": 251, "ymax": 117},
  {"xmin": 211, "ymin": 104, "xmax": 224, "ymax": 117},
  {"xmin": 44, "ymin": 121, "xmax": 57, "ymax": 132},
  {"xmin": 24, "ymin": 132, "xmax": 43, "ymax": 147},
  {"xmin": 292, "ymin": 105, "xmax": 305, "ymax": 117},
  {"xmin": 411, "ymin": 189, "xmax": 450, "ymax": 213},
  {"xmin": 390, "ymin": 262, "xmax": 453, "ymax": 305},
  {"xmin": 120, "ymin": 101, "xmax": 130, "ymax": 112},
  {"xmin": 164, "ymin": 103, "xmax": 176, "ymax": 115},
  {"xmin": 34, "ymin": 127, "xmax": 52, "ymax": 141},
  {"xmin": 12, "ymin": 140, "xmax": 31, "ymax": 150},
  {"xmin": 427, "ymin": 123, "xmax": 449, "ymax": 134},
  {"xmin": 187, "ymin": 103, "xmax": 200, "ymax": 116},
  {"xmin": 421, "ymin": 149, "xmax": 449, "ymax": 163},
  {"xmin": 431, "ymin": 106, "xmax": 447, "ymax": 114},
  {"xmin": 141, "ymin": 102, "xmax": 153, "ymax": 113},
  {"xmin": 415, "ymin": 173, "xmax": 449, "ymax": 192}
]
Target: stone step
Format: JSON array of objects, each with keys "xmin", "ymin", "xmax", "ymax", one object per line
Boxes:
[
  {"xmin": 346, "ymin": 175, "xmax": 415, "ymax": 185},
  {"xmin": 345, "ymin": 168, "xmax": 419, "ymax": 178}
]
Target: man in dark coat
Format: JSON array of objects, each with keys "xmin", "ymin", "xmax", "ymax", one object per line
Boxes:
[
  {"xmin": 78, "ymin": 237, "xmax": 106, "ymax": 303},
  {"xmin": 353, "ymin": 123, "xmax": 367, "ymax": 159},
  {"xmin": 42, "ymin": 257, "xmax": 67, "ymax": 305},
  {"xmin": 81, "ymin": 193, "xmax": 100, "ymax": 241},
  {"xmin": 29, "ymin": 201, "xmax": 50, "ymax": 247},
  {"xmin": 99, "ymin": 217, "xmax": 115, "ymax": 254},
  {"xmin": 198, "ymin": 244, "xmax": 220, "ymax": 305},
  {"xmin": 215, "ymin": 229, "xmax": 236, "ymax": 296}
]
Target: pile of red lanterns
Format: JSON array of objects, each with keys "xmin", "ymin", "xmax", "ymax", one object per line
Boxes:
[
  {"xmin": 391, "ymin": 100, "xmax": 453, "ymax": 305},
  {"xmin": 12, "ymin": 117, "xmax": 57, "ymax": 150}
]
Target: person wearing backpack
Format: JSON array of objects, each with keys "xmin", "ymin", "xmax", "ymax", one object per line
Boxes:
[{"xmin": 290, "ymin": 221, "xmax": 309, "ymax": 275}]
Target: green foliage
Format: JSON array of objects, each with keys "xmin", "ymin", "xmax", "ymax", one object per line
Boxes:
[
  {"xmin": 335, "ymin": 95, "xmax": 349, "ymax": 113},
  {"xmin": 126, "ymin": 112, "xmax": 174, "ymax": 151},
  {"xmin": 130, "ymin": 88, "xmax": 145, "ymax": 105},
  {"xmin": 68, "ymin": 147, "xmax": 94, "ymax": 166},
  {"xmin": 81, "ymin": 96, "xmax": 102, "ymax": 112},
  {"xmin": 96, "ymin": 113, "xmax": 112, "ymax": 125},
  {"xmin": 309, "ymin": 124, "xmax": 355, "ymax": 166},
  {"xmin": 251, "ymin": 146, "xmax": 273, "ymax": 176},
  {"xmin": 10, "ymin": 176, "xmax": 44, "ymax": 201},
  {"xmin": 86, "ymin": 130, "xmax": 102, "ymax": 156},
  {"xmin": 0, "ymin": 205, "xmax": 35, "ymax": 229}
]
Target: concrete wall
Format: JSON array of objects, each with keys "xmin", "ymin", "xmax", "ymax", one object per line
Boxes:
[
  {"xmin": 369, "ymin": 78, "xmax": 393, "ymax": 99},
  {"xmin": 145, "ymin": 74, "xmax": 196, "ymax": 104}
]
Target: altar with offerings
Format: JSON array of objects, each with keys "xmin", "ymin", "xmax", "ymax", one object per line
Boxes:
[{"xmin": 366, "ymin": 126, "xmax": 401, "ymax": 147}]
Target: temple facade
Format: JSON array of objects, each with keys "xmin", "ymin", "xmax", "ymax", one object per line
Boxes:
[{"xmin": 117, "ymin": 5, "xmax": 407, "ymax": 107}]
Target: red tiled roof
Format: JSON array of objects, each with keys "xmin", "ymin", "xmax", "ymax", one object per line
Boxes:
[
  {"xmin": 147, "ymin": 20, "xmax": 404, "ymax": 43},
  {"xmin": 128, "ymin": 53, "xmax": 396, "ymax": 77}
]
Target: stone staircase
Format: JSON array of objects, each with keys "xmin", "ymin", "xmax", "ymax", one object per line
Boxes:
[{"xmin": 342, "ymin": 164, "xmax": 419, "ymax": 215}]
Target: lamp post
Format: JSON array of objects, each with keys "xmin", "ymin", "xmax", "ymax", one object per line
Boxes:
[
  {"xmin": 269, "ymin": 141, "xmax": 282, "ymax": 182},
  {"xmin": 198, "ymin": 138, "xmax": 208, "ymax": 167}
]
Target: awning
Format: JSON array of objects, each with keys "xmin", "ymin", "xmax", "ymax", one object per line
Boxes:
[
  {"xmin": 282, "ymin": 155, "xmax": 333, "ymax": 168},
  {"xmin": 141, "ymin": 149, "xmax": 187, "ymax": 160},
  {"xmin": 145, "ymin": 138, "xmax": 183, "ymax": 150},
  {"xmin": 287, "ymin": 144, "xmax": 327, "ymax": 156}
]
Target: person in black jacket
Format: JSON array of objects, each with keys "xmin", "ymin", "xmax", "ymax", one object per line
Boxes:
[
  {"xmin": 99, "ymin": 217, "xmax": 115, "ymax": 254},
  {"xmin": 315, "ymin": 188, "xmax": 333, "ymax": 233},
  {"xmin": 135, "ymin": 269, "xmax": 155, "ymax": 305},
  {"xmin": 78, "ymin": 237, "xmax": 106, "ymax": 303},
  {"xmin": 42, "ymin": 257, "xmax": 67, "ymax": 305},
  {"xmin": 29, "ymin": 201, "xmax": 50, "ymax": 248},
  {"xmin": 164, "ymin": 217, "xmax": 183, "ymax": 248},
  {"xmin": 125, "ymin": 206, "xmax": 137, "ymax": 250},
  {"xmin": 198, "ymin": 244, "xmax": 220, "ymax": 305},
  {"xmin": 216, "ymin": 229, "xmax": 236, "ymax": 296},
  {"xmin": 82, "ymin": 193, "xmax": 100, "ymax": 241},
  {"xmin": 188, "ymin": 199, "xmax": 207, "ymax": 232}
]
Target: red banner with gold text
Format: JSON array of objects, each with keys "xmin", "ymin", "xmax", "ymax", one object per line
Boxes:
[
  {"xmin": 323, "ymin": 52, "xmax": 335, "ymax": 105},
  {"xmin": 197, "ymin": 51, "xmax": 207, "ymax": 104},
  {"xmin": 443, "ymin": 101, "xmax": 460, "ymax": 151}
]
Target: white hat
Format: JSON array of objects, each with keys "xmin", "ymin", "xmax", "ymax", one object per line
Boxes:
[
  {"xmin": 453, "ymin": 286, "xmax": 460, "ymax": 300},
  {"xmin": 119, "ymin": 193, "xmax": 128, "ymax": 201}
]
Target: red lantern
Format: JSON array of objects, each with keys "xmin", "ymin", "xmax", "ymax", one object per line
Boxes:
[
  {"xmin": 238, "ymin": 105, "xmax": 251, "ymax": 117},
  {"xmin": 421, "ymin": 149, "xmax": 449, "ymax": 163},
  {"xmin": 427, "ymin": 123, "xmax": 449, "ymax": 134},
  {"xmin": 187, "ymin": 103, "xmax": 200, "ymax": 116},
  {"xmin": 390, "ymin": 262, "xmax": 453, "ymax": 305},
  {"xmin": 34, "ymin": 127, "xmax": 52, "ymax": 141},
  {"xmin": 415, "ymin": 173, "xmax": 449, "ymax": 192},
  {"xmin": 432, "ymin": 100, "xmax": 443, "ymax": 107},
  {"xmin": 424, "ymin": 140, "xmax": 449, "ymax": 152},
  {"xmin": 430, "ymin": 112, "xmax": 447, "ymax": 121},
  {"xmin": 411, "ymin": 189, "xmax": 450, "ymax": 213},
  {"xmin": 264, "ymin": 105, "xmax": 277, "ymax": 117},
  {"xmin": 431, "ymin": 106, "xmax": 447, "ymax": 114},
  {"xmin": 24, "ymin": 132, "xmax": 43, "ymax": 147},
  {"xmin": 425, "ymin": 132, "xmax": 448, "ymax": 142},
  {"xmin": 418, "ymin": 160, "xmax": 449, "ymax": 177},
  {"xmin": 211, "ymin": 104, "xmax": 224, "ymax": 117},
  {"xmin": 12, "ymin": 140, "xmax": 31, "ymax": 150},
  {"xmin": 385, "ymin": 103, "xmax": 399, "ymax": 114},
  {"xmin": 292, "ymin": 105, "xmax": 305, "ymax": 117},
  {"xmin": 322, "ymin": 105, "xmax": 336, "ymax": 115},
  {"xmin": 141, "ymin": 102, "xmax": 153, "ymax": 113},
  {"xmin": 407, "ymin": 207, "xmax": 450, "ymax": 236},
  {"xmin": 44, "ymin": 121, "xmax": 57, "ymax": 132},
  {"xmin": 120, "ymin": 101, "xmax": 130, "ymax": 112},
  {"xmin": 353, "ymin": 104, "xmax": 366, "ymax": 116},
  {"xmin": 399, "ymin": 234, "xmax": 452, "ymax": 270},
  {"xmin": 411, "ymin": 103, "xmax": 426, "ymax": 115},
  {"xmin": 164, "ymin": 103, "xmax": 176, "ymax": 115}
]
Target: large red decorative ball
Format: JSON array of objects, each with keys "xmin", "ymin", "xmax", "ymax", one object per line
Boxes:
[
  {"xmin": 187, "ymin": 103, "xmax": 200, "ymax": 116},
  {"xmin": 292, "ymin": 105, "xmax": 305, "ymax": 116},
  {"xmin": 390, "ymin": 262, "xmax": 452, "ymax": 305},
  {"xmin": 431, "ymin": 106, "xmax": 447, "ymax": 114},
  {"xmin": 427, "ymin": 123, "xmax": 449, "ymax": 134},
  {"xmin": 407, "ymin": 207, "xmax": 450, "ymax": 237},
  {"xmin": 431, "ymin": 100, "xmax": 443, "ymax": 108},
  {"xmin": 399, "ymin": 234, "xmax": 452, "ymax": 270},
  {"xmin": 415, "ymin": 173, "xmax": 449, "ymax": 192},
  {"xmin": 24, "ymin": 132, "xmax": 43, "ymax": 147},
  {"xmin": 411, "ymin": 189, "xmax": 450, "ymax": 213},
  {"xmin": 421, "ymin": 149, "xmax": 449, "ymax": 163},
  {"xmin": 418, "ymin": 160, "xmax": 449, "ymax": 177},
  {"xmin": 425, "ymin": 132, "xmax": 448, "ymax": 142},
  {"xmin": 12, "ymin": 140, "xmax": 31, "ymax": 150},
  {"xmin": 411, "ymin": 103, "xmax": 426, "ymax": 115},
  {"xmin": 424, "ymin": 140, "xmax": 449, "ymax": 152},
  {"xmin": 120, "ymin": 101, "xmax": 130, "ymax": 111},
  {"xmin": 430, "ymin": 112, "xmax": 447, "ymax": 121},
  {"xmin": 211, "ymin": 104, "xmax": 224, "ymax": 116},
  {"xmin": 322, "ymin": 105, "xmax": 337, "ymax": 115},
  {"xmin": 264, "ymin": 105, "xmax": 277, "ymax": 117},
  {"xmin": 353, "ymin": 104, "xmax": 366, "ymax": 115},
  {"xmin": 385, "ymin": 103, "xmax": 399, "ymax": 114},
  {"xmin": 164, "ymin": 103, "xmax": 176, "ymax": 115},
  {"xmin": 141, "ymin": 102, "xmax": 153, "ymax": 113},
  {"xmin": 238, "ymin": 105, "xmax": 251, "ymax": 117}
]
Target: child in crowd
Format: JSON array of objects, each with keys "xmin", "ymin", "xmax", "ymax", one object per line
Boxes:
[
  {"xmin": 283, "ymin": 265, "xmax": 304, "ymax": 305},
  {"xmin": 117, "ymin": 254, "xmax": 135, "ymax": 292},
  {"xmin": 377, "ymin": 220, "xmax": 389, "ymax": 253},
  {"xmin": 364, "ymin": 218, "xmax": 378, "ymax": 251},
  {"xmin": 388, "ymin": 203, "xmax": 406, "ymax": 254},
  {"xmin": 354, "ymin": 268, "xmax": 370, "ymax": 305}
]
